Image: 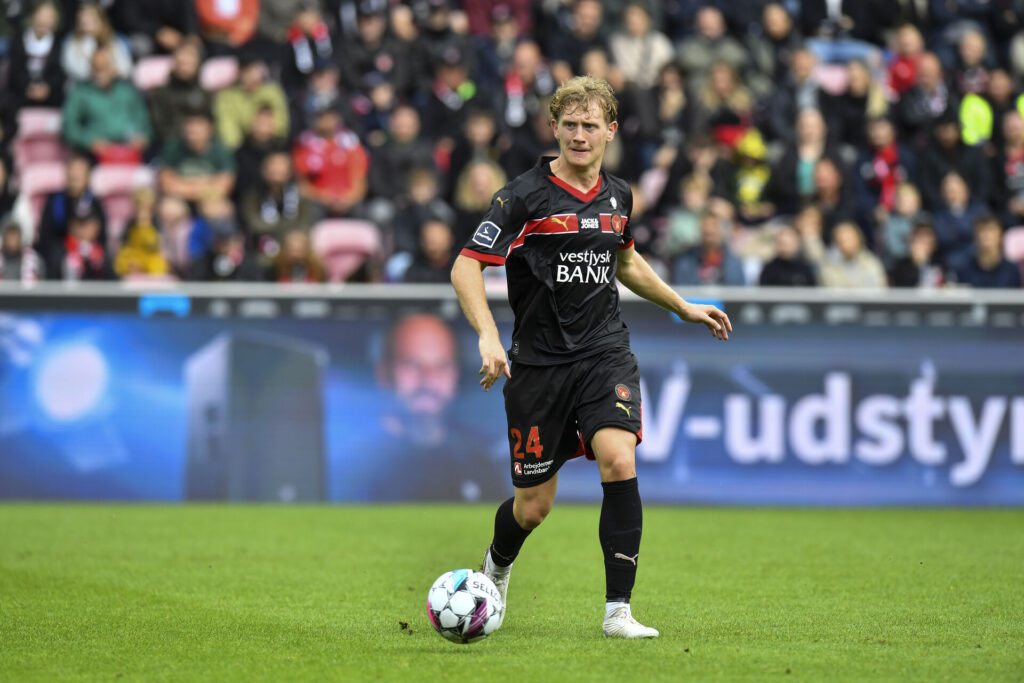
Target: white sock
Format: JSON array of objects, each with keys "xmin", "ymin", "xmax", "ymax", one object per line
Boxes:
[
  {"xmin": 485, "ymin": 548, "xmax": 511, "ymax": 574},
  {"xmin": 605, "ymin": 601, "xmax": 630, "ymax": 619}
]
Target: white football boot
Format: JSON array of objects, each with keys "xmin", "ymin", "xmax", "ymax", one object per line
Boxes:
[
  {"xmin": 602, "ymin": 605, "xmax": 660, "ymax": 639},
  {"xmin": 481, "ymin": 547, "xmax": 511, "ymax": 626}
]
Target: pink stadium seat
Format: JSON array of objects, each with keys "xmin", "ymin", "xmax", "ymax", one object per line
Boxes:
[
  {"xmin": 18, "ymin": 161, "xmax": 66, "ymax": 229},
  {"xmin": 1003, "ymin": 226, "xmax": 1024, "ymax": 264},
  {"xmin": 814, "ymin": 64, "xmax": 849, "ymax": 95},
  {"xmin": 13, "ymin": 108, "xmax": 65, "ymax": 172},
  {"xmin": 133, "ymin": 55, "xmax": 175, "ymax": 91},
  {"xmin": 311, "ymin": 219, "xmax": 382, "ymax": 282},
  {"xmin": 90, "ymin": 164, "xmax": 156, "ymax": 249},
  {"xmin": 200, "ymin": 56, "xmax": 239, "ymax": 91}
]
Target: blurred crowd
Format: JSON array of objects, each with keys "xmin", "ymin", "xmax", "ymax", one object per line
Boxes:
[{"xmin": 1, "ymin": 0, "xmax": 1023, "ymax": 288}]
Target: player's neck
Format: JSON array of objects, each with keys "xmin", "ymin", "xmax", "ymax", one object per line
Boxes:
[{"xmin": 549, "ymin": 157, "xmax": 601, "ymax": 194}]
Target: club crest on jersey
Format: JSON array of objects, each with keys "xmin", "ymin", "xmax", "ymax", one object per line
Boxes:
[
  {"xmin": 611, "ymin": 214, "xmax": 624, "ymax": 235},
  {"xmin": 615, "ymin": 384, "xmax": 631, "ymax": 401},
  {"xmin": 472, "ymin": 221, "xmax": 502, "ymax": 248}
]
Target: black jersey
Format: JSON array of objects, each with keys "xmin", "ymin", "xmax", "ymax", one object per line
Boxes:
[{"xmin": 460, "ymin": 157, "xmax": 635, "ymax": 365}]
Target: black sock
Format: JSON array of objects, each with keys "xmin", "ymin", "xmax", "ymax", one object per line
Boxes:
[
  {"xmin": 490, "ymin": 497, "xmax": 531, "ymax": 567},
  {"xmin": 600, "ymin": 477, "xmax": 643, "ymax": 602}
]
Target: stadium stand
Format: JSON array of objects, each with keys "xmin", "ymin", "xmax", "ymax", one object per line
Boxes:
[{"xmin": 0, "ymin": 0, "xmax": 1021, "ymax": 288}]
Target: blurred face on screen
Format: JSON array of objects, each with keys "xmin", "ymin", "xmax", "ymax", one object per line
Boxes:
[{"xmin": 384, "ymin": 315, "xmax": 458, "ymax": 418}]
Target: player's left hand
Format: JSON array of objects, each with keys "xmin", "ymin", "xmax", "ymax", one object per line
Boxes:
[{"xmin": 679, "ymin": 303, "xmax": 732, "ymax": 341}]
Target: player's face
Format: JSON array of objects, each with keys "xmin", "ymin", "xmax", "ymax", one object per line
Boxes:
[
  {"xmin": 389, "ymin": 320, "xmax": 458, "ymax": 417},
  {"xmin": 551, "ymin": 102, "xmax": 617, "ymax": 173}
]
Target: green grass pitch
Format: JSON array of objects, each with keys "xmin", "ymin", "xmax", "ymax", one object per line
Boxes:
[{"xmin": 2, "ymin": 505, "xmax": 1022, "ymax": 682}]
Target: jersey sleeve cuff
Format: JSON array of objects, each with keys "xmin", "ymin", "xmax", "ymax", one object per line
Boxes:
[
  {"xmin": 460, "ymin": 248, "xmax": 506, "ymax": 266},
  {"xmin": 618, "ymin": 239, "xmax": 635, "ymax": 250}
]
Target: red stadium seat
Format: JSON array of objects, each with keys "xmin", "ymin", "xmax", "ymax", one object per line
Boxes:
[
  {"xmin": 90, "ymin": 164, "xmax": 157, "ymax": 248},
  {"xmin": 133, "ymin": 55, "xmax": 175, "ymax": 92},
  {"xmin": 1004, "ymin": 226, "xmax": 1024, "ymax": 264},
  {"xmin": 18, "ymin": 161, "xmax": 66, "ymax": 230},
  {"xmin": 200, "ymin": 56, "xmax": 239, "ymax": 91},
  {"xmin": 13, "ymin": 108, "xmax": 65, "ymax": 173},
  {"xmin": 311, "ymin": 219, "xmax": 382, "ymax": 282}
]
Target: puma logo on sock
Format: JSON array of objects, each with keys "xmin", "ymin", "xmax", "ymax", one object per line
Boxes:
[{"xmin": 614, "ymin": 552, "xmax": 638, "ymax": 566}]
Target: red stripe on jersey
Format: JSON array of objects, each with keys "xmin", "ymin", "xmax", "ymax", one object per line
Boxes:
[
  {"xmin": 507, "ymin": 214, "xmax": 579, "ymax": 254},
  {"xmin": 548, "ymin": 174, "xmax": 602, "ymax": 202},
  {"xmin": 460, "ymin": 248, "xmax": 506, "ymax": 265},
  {"xmin": 618, "ymin": 239, "xmax": 635, "ymax": 250}
]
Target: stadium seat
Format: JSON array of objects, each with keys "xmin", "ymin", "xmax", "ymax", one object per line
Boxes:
[
  {"xmin": 814, "ymin": 64, "xmax": 849, "ymax": 95},
  {"xmin": 13, "ymin": 108, "xmax": 65, "ymax": 172},
  {"xmin": 18, "ymin": 161, "xmax": 66, "ymax": 229},
  {"xmin": 311, "ymin": 219, "xmax": 382, "ymax": 282},
  {"xmin": 90, "ymin": 164, "xmax": 157, "ymax": 248},
  {"xmin": 1004, "ymin": 226, "xmax": 1024, "ymax": 264},
  {"xmin": 133, "ymin": 55, "xmax": 175, "ymax": 92},
  {"xmin": 200, "ymin": 56, "xmax": 239, "ymax": 91}
]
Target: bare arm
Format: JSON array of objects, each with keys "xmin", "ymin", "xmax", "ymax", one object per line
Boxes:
[
  {"xmin": 616, "ymin": 245, "xmax": 732, "ymax": 341},
  {"xmin": 451, "ymin": 254, "xmax": 511, "ymax": 390}
]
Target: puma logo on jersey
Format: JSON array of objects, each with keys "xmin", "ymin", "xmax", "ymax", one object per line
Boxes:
[
  {"xmin": 549, "ymin": 215, "xmax": 571, "ymax": 231},
  {"xmin": 614, "ymin": 552, "xmax": 638, "ymax": 566},
  {"xmin": 615, "ymin": 402, "xmax": 631, "ymax": 418},
  {"xmin": 495, "ymin": 195, "xmax": 508, "ymax": 208}
]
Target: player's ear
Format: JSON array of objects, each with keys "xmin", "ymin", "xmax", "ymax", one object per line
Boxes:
[
  {"xmin": 549, "ymin": 118, "xmax": 559, "ymax": 140},
  {"xmin": 606, "ymin": 120, "xmax": 618, "ymax": 141}
]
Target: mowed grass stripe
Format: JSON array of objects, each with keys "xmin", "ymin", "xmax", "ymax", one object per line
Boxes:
[{"xmin": 1, "ymin": 506, "xmax": 1022, "ymax": 682}]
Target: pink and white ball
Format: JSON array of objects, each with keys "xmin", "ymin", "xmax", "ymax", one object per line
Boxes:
[{"xmin": 426, "ymin": 569, "xmax": 504, "ymax": 644}]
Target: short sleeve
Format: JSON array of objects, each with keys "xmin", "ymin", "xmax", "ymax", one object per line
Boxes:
[
  {"xmin": 618, "ymin": 183, "xmax": 635, "ymax": 250},
  {"xmin": 459, "ymin": 187, "xmax": 527, "ymax": 266}
]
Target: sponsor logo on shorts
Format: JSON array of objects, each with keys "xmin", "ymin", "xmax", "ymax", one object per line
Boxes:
[
  {"xmin": 522, "ymin": 461, "xmax": 552, "ymax": 475},
  {"xmin": 514, "ymin": 462, "xmax": 522, "ymax": 475},
  {"xmin": 615, "ymin": 384, "xmax": 631, "ymax": 401},
  {"xmin": 472, "ymin": 221, "xmax": 502, "ymax": 248}
]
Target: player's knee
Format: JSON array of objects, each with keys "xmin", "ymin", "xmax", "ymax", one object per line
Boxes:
[
  {"xmin": 515, "ymin": 496, "xmax": 552, "ymax": 530},
  {"xmin": 599, "ymin": 453, "xmax": 636, "ymax": 482}
]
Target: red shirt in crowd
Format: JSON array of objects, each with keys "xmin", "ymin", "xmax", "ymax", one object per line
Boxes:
[{"xmin": 292, "ymin": 128, "xmax": 369, "ymax": 202}]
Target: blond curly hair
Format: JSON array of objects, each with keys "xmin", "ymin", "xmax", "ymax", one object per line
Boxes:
[{"xmin": 549, "ymin": 75, "xmax": 619, "ymax": 124}]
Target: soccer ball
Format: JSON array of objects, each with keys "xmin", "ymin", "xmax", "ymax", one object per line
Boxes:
[{"xmin": 426, "ymin": 568, "xmax": 504, "ymax": 644}]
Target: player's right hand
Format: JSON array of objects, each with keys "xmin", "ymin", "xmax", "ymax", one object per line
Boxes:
[{"xmin": 478, "ymin": 334, "xmax": 511, "ymax": 391}]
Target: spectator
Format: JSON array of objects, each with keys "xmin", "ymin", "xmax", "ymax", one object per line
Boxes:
[
  {"xmin": 61, "ymin": 2, "xmax": 132, "ymax": 82},
  {"xmin": 991, "ymin": 111, "xmax": 1024, "ymax": 228},
  {"xmin": 234, "ymin": 104, "xmax": 286, "ymax": 203},
  {"xmin": 896, "ymin": 52, "xmax": 954, "ymax": 148},
  {"xmin": 61, "ymin": 47, "xmax": 151, "ymax": 161},
  {"xmin": 0, "ymin": 153, "xmax": 15, "ymax": 226},
  {"xmin": 0, "ymin": 221, "xmax": 45, "ymax": 282},
  {"xmin": 672, "ymin": 209, "xmax": 745, "ymax": 286},
  {"xmin": 854, "ymin": 117, "xmax": 913, "ymax": 229},
  {"xmin": 108, "ymin": 0, "xmax": 198, "ymax": 57},
  {"xmin": 369, "ymin": 104, "xmax": 435, "ymax": 202},
  {"xmin": 609, "ymin": 3, "xmax": 674, "ymax": 90},
  {"xmin": 114, "ymin": 189, "xmax": 172, "ymax": 278},
  {"xmin": 337, "ymin": 2, "xmax": 411, "ymax": 98},
  {"xmin": 496, "ymin": 40, "xmax": 555, "ymax": 139},
  {"xmin": 916, "ymin": 109, "xmax": 989, "ymax": 212},
  {"xmin": 188, "ymin": 217, "xmax": 262, "ymax": 281},
  {"xmin": 447, "ymin": 107, "xmax": 502, "ymax": 197},
  {"xmin": 473, "ymin": 5, "xmax": 523, "ymax": 94},
  {"xmin": 695, "ymin": 62, "xmax": 754, "ymax": 135},
  {"xmin": 951, "ymin": 28, "xmax": 989, "ymax": 97},
  {"xmin": 965, "ymin": 69, "xmax": 1017, "ymax": 149},
  {"xmin": 731, "ymin": 128, "xmax": 774, "ymax": 225},
  {"xmin": 799, "ymin": 0, "xmax": 896, "ymax": 62},
  {"xmin": 808, "ymin": 157, "xmax": 858, "ymax": 243},
  {"xmin": 877, "ymin": 182, "xmax": 924, "ymax": 267},
  {"xmin": 887, "ymin": 24, "xmax": 925, "ymax": 98},
  {"xmin": 391, "ymin": 166, "xmax": 455, "ymax": 257},
  {"xmin": 452, "ymin": 159, "xmax": 505, "ymax": 245},
  {"xmin": 889, "ymin": 219, "xmax": 945, "ymax": 288},
  {"xmin": 933, "ymin": 172, "xmax": 991, "ymax": 269},
  {"xmin": 36, "ymin": 153, "xmax": 107, "ymax": 260},
  {"xmin": 826, "ymin": 59, "xmax": 888, "ymax": 149},
  {"xmin": 269, "ymin": 229, "xmax": 326, "ymax": 283},
  {"xmin": 664, "ymin": 173, "xmax": 710, "ymax": 257},
  {"xmin": 293, "ymin": 58, "xmax": 342, "ymax": 140},
  {"xmin": 402, "ymin": 218, "xmax": 455, "ymax": 283},
  {"xmin": 213, "ymin": 55, "xmax": 289, "ymax": 150},
  {"xmin": 769, "ymin": 107, "xmax": 843, "ymax": 215},
  {"xmin": 147, "ymin": 37, "xmax": 212, "ymax": 145},
  {"xmin": 420, "ymin": 46, "xmax": 486, "ymax": 148},
  {"xmin": 765, "ymin": 48, "xmax": 823, "ymax": 144},
  {"xmin": 241, "ymin": 148, "xmax": 316, "ymax": 264},
  {"xmin": 794, "ymin": 203, "xmax": 827, "ymax": 265},
  {"xmin": 292, "ymin": 98, "xmax": 369, "ymax": 216},
  {"xmin": 159, "ymin": 109, "xmax": 236, "ymax": 202},
  {"xmin": 280, "ymin": 2, "xmax": 334, "ymax": 97},
  {"xmin": 547, "ymin": 0, "xmax": 608, "ymax": 86},
  {"xmin": 746, "ymin": 3, "xmax": 802, "ymax": 98},
  {"xmin": 677, "ymin": 6, "xmax": 748, "ymax": 97},
  {"xmin": 818, "ymin": 221, "xmax": 887, "ymax": 288},
  {"xmin": 463, "ymin": 0, "xmax": 531, "ymax": 38},
  {"xmin": 156, "ymin": 195, "xmax": 195, "ymax": 272},
  {"xmin": 954, "ymin": 215, "xmax": 1021, "ymax": 288},
  {"xmin": 411, "ymin": 0, "xmax": 474, "ymax": 93},
  {"xmin": 7, "ymin": 1, "xmax": 65, "ymax": 107},
  {"xmin": 634, "ymin": 62, "xmax": 693, "ymax": 183},
  {"xmin": 45, "ymin": 202, "xmax": 115, "ymax": 280},
  {"xmin": 195, "ymin": 0, "xmax": 259, "ymax": 52},
  {"xmin": 759, "ymin": 224, "xmax": 817, "ymax": 286}
]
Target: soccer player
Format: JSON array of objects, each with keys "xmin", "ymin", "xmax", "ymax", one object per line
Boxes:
[{"xmin": 450, "ymin": 76, "xmax": 732, "ymax": 638}]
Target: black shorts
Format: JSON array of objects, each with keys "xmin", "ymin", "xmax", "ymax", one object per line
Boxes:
[{"xmin": 502, "ymin": 346, "xmax": 643, "ymax": 488}]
